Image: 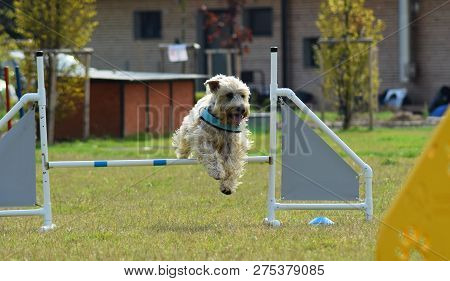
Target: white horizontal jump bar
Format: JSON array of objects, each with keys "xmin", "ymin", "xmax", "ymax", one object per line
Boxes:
[
  {"xmin": 48, "ymin": 156, "xmax": 270, "ymax": 168},
  {"xmin": 275, "ymin": 203, "xmax": 366, "ymax": 210},
  {"xmin": 0, "ymin": 208, "xmax": 45, "ymax": 217}
]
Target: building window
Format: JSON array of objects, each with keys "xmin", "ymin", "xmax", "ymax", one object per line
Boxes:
[
  {"xmin": 134, "ymin": 11, "xmax": 162, "ymax": 39},
  {"xmin": 244, "ymin": 8, "xmax": 273, "ymax": 36},
  {"xmin": 303, "ymin": 37, "xmax": 319, "ymax": 68}
]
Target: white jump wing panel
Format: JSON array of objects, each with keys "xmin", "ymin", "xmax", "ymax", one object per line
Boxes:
[
  {"xmin": 0, "ymin": 110, "xmax": 36, "ymax": 206},
  {"xmin": 281, "ymin": 103, "xmax": 359, "ymax": 201}
]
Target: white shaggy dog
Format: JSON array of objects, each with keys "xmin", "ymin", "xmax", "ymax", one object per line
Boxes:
[{"xmin": 172, "ymin": 74, "xmax": 251, "ymax": 195}]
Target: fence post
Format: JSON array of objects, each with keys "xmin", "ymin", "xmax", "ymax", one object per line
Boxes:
[{"xmin": 83, "ymin": 53, "xmax": 91, "ymax": 140}]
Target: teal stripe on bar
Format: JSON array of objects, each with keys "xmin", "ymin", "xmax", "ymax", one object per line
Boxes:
[
  {"xmin": 94, "ymin": 161, "xmax": 108, "ymax": 167},
  {"xmin": 153, "ymin": 159, "xmax": 167, "ymax": 166}
]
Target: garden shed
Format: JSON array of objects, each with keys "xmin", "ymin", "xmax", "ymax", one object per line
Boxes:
[{"xmin": 55, "ymin": 69, "xmax": 205, "ymax": 139}]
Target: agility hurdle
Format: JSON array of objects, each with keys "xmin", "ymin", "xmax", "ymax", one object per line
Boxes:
[
  {"xmin": 263, "ymin": 47, "xmax": 373, "ymax": 227},
  {"xmin": 0, "ymin": 48, "xmax": 372, "ymax": 231}
]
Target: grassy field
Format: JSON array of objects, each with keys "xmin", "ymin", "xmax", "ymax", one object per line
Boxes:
[{"xmin": 0, "ymin": 126, "xmax": 434, "ymax": 260}]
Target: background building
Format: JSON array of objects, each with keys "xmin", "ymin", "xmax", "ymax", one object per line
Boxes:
[{"xmin": 88, "ymin": 0, "xmax": 450, "ymax": 106}]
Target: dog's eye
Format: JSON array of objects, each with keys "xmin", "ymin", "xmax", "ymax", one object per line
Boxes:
[
  {"xmin": 226, "ymin": 92, "xmax": 234, "ymax": 100},
  {"xmin": 240, "ymin": 94, "xmax": 245, "ymax": 99}
]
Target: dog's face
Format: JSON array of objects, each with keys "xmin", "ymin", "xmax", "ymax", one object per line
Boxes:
[{"xmin": 205, "ymin": 75, "xmax": 251, "ymax": 126}]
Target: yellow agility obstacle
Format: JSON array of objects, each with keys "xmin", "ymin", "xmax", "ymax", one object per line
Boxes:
[{"xmin": 376, "ymin": 111, "xmax": 450, "ymax": 260}]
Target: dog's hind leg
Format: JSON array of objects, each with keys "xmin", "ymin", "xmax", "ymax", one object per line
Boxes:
[
  {"xmin": 219, "ymin": 144, "xmax": 247, "ymax": 195},
  {"xmin": 194, "ymin": 139, "xmax": 226, "ymax": 180}
]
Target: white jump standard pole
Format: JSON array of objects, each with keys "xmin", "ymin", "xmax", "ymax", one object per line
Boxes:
[
  {"xmin": 263, "ymin": 47, "xmax": 281, "ymax": 228},
  {"xmin": 36, "ymin": 51, "xmax": 56, "ymax": 232}
]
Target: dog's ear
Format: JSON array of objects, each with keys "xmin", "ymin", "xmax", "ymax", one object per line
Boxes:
[{"xmin": 204, "ymin": 79, "xmax": 220, "ymax": 93}]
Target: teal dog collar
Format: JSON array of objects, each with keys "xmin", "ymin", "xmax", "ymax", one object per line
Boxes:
[{"xmin": 200, "ymin": 108, "xmax": 242, "ymax": 133}]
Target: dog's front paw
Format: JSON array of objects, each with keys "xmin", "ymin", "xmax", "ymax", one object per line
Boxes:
[
  {"xmin": 220, "ymin": 182, "xmax": 235, "ymax": 195},
  {"xmin": 220, "ymin": 184, "xmax": 233, "ymax": 195},
  {"xmin": 207, "ymin": 166, "xmax": 226, "ymax": 180}
]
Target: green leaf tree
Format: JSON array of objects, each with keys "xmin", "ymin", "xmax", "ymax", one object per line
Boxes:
[
  {"xmin": 14, "ymin": 0, "xmax": 97, "ymax": 49},
  {"xmin": 0, "ymin": 1, "xmax": 17, "ymax": 58},
  {"xmin": 0, "ymin": 5, "xmax": 17, "ymax": 117},
  {"xmin": 0, "ymin": 26, "xmax": 16, "ymax": 62},
  {"xmin": 13, "ymin": 0, "xmax": 97, "ymax": 142},
  {"xmin": 315, "ymin": 0, "xmax": 384, "ymax": 129}
]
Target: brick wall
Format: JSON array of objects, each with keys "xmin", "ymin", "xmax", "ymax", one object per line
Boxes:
[
  {"xmin": 89, "ymin": 0, "xmax": 450, "ymax": 105},
  {"xmin": 286, "ymin": 0, "xmax": 400, "ymax": 105},
  {"xmin": 285, "ymin": 0, "xmax": 322, "ymax": 100},
  {"xmin": 411, "ymin": 0, "xmax": 450, "ymax": 104},
  {"xmin": 240, "ymin": 1, "xmax": 282, "ymax": 90},
  {"xmin": 90, "ymin": 0, "xmax": 229, "ymax": 73},
  {"xmin": 89, "ymin": 0, "xmax": 281, "ymax": 85}
]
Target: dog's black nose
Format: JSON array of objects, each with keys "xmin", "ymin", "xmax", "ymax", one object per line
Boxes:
[
  {"xmin": 221, "ymin": 189, "xmax": 232, "ymax": 195},
  {"xmin": 236, "ymin": 106, "xmax": 245, "ymax": 114}
]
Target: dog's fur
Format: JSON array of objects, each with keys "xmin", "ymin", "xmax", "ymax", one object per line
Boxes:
[{"xmin": 172, "ymin": 74, "xmax": 251, "ymax": 195}]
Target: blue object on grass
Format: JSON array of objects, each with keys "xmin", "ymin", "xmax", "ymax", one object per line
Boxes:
[
  {"xmin": 430, "ymin": 104, "xmax": 448, "ymax": 117},
  {"xmin": 308, "ymin": 216, "xmax": 335, "ymax": 225}
]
